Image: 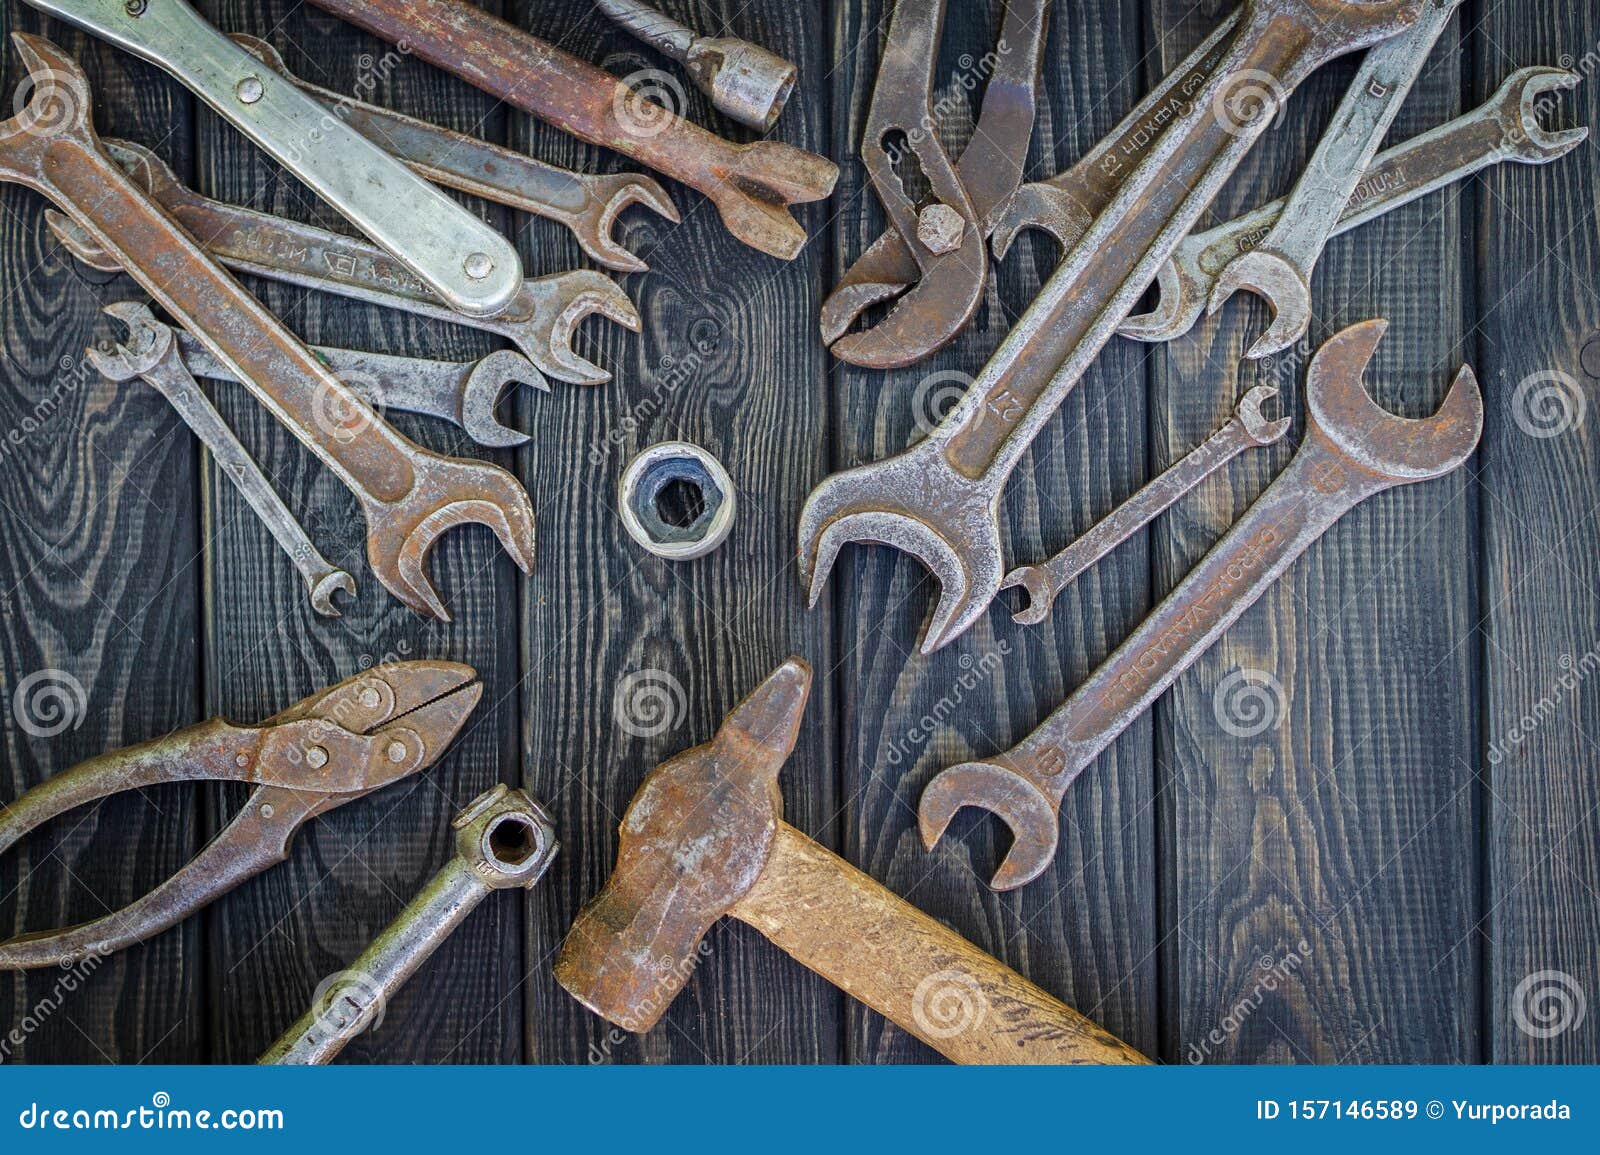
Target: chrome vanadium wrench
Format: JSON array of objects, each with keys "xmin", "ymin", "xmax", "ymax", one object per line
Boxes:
[
  {"xmin": 918, "ymin": 323, "xmax": 1483, "ymax": 891},
  {"xmin": 22, "ymin": 0, "xmax": 522, "ymax": 317},
  {"xmin": 1, "ymin": 35, "xmax": 534, "ymax": 620}
]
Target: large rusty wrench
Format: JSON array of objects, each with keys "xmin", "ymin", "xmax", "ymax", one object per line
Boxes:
[
  {"xmin": 306, "ymin": 0, "xmax": 839, "ymax": 262},
  {"xmin": 822, "ymin": 0, "xmax": 1049, "ymax": 369},
  {"xmin": 1208, "ymin": 0, "xmax": 1463, "ymax": 358},
  {"xmin": 554, "ymin": 659, "xmax": 1149, "ymax": 1064},
  {"xmin": 799, "ymin": 0, "xmax": 1425, "ymax": 654},
  {"xmin": 0, "ymin": 35, "xmax": 533, "ymax": 620},
  {"xmin": 920, "ymin": 322, "xmax": 1483, "ymax": 890}
]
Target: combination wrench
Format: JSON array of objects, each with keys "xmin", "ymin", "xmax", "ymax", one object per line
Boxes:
[
  {"xmin": 921, "ymin": 322, "xmax": 1483, "ymax": 890},
  {"xmin": 22, "ymin": 0, "xmax": 521, "ymax": 317},
  {"xmin": 799, "ymin": 0, "xmax": 1426, "ymax": 654},
  {"xmin": 1208, "ymin": 0, "xmax": 1464, "ymax": 358},
  {"xmin": 260, "ymin": 786, "xmax": 557, "ymax": 1065},
  {"xmin": 90, "ymin": 304, "xmax": 356, "ymax": 618},
  {"xmin": 0, "ymin": 34, "xmax": 534, "ymax": 620},
  {"xmin": 1120, "ymin": 67, "xmax": 1588, "ymax": 343},
  {"xmin": 1002, "ymin": 386, "xmax": 1290, "ymax": 626},
  {"xmin": 46, "ymin": 141, "xmax": 639, "ymax": 388},
  {"xmin": 230, "ymin": 35, "xmax": 679, "ymax": 276}
]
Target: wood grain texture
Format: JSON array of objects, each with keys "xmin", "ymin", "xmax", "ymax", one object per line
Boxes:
[
  {"xmin": 1474, "ymin": 0, "xmax": 1600, "ymax": 1064},
  {"xmin": 1148, "ymin": 0, "xmax": 1478, "ymax": 1064},
  {"xmin": 0, "ymin": 9, "xmax": 202, "ymax": 1064}
]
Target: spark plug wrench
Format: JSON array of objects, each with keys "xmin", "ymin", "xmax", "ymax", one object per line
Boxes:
[
  {"xmin": 1209, "ymin": 0, "xmax": 1463, "ymax": 358},
  {"xmin": 0, "ymin": 35, "xmax": 534, "ymax": 620},
  {"xmin": 1002, "ymin": 386, "xmax": 1290, "ymax": 626},
  {"xmin": 229, "ymin": 35, "xmax": 679, "ymax": 275},
  {"xmin": 46, "ymin": 140, "xmax": 640, "ymax": 388},
  {"xmin": 90, "ymin": 304, "xmax": 356, "ymax": 618},
  {"xmin": 305, "ymin": 0, "xmax": 838, "ymax": 262},
  {"xmin": 22, "ymin": 0, "xmax": 522, "ymax": 317},
  {"xmin": 798, "ymin": 0, "xmax": 1426, "ymax": 655},
  {"xmin": 260, "ymin": 786, "xmax": 557, "ymax": 1065},
  {"xmin": 1121, "ymin": 67, "xmax": 1589, "ymax": 343},
  {"xmin": 921, "ymin": 322, "xmax": 1484, "ymax": 890}
]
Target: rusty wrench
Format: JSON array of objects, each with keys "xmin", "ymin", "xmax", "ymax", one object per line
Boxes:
[
  {"xmin": 1209, "ymin": 0, "xmax": 1463, "ymax": 358},
  {"xmin": 1002, "ymin": 385, "xmax": 1290, "ymax": 626},
  {"xmin": 822, "ymin": 0, "xmax": 1049, "ymax": 369},
  {"xmin": 921, "ymin": 321, "xmax": 1483, "ymax": 890},
  {"xmin": 1121, "ymin": 67, "xmax": 1588, "ymax": 344},
  {"xmin": 22, "ymin": 0, "xmax": 521, "ymax": 317},
  {"xmin": 0, "ymin": 35, "xmax": 533, "ymax": 620},
  {"xmin": 45, "ymin": 140, "xmax": 639, "ymax": 388},
  {"xmin": 89, "ymin": 303, "xmax": 356, "ymax": 617},
  {"xmin": 306, "ymin": 0, "xmax": 838, "ymax": 262},
  {"xmin": 229, "ymin": 35, "xmax": 678, "ymax": 275},
  {"xmin": 799, "ymin": 0, "xmax": 1425, "ymax": 654}
]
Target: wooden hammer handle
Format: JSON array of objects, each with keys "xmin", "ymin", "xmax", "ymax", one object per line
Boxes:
[{"xmin": 731, "ymin": 824, "xmax": 1149, "ymax": 1065}]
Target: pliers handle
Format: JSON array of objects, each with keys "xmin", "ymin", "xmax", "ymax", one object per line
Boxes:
[{"xmin": 0, "ymin": 661, "xmax": 482, "ymax": 970}]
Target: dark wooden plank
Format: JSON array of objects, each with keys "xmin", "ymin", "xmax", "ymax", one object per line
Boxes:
[
  {"xmin": 195, "ymin": 0, "xmax": 524, "ymax": 1063},
  {"xmin": 1474, "ymin": 1, "xmax": 1600, "ymax": 1064},
  {"xmin": 513, "ymin": 0, "xmax": 839, "ymax": 1064},
  {"xmin": 0, "ymin": 11, "xmax": 201, "ymax": 1062},
  {"xmin": 831, "ymin": 0, "xmax": 1158, "ymax": 1063},
  {"xmin": 1150, "ymin": 1, "xmax": 1479, "ymax": 1063}
]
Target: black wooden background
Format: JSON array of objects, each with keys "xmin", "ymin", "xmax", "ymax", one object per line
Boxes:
[{"xmin": 1, "ymin": 0, "xmax": 1596, "ymax": 1064}]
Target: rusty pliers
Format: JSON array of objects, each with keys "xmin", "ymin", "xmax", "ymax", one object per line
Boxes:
[{"xmin": 0, "ymin": 662, "xmax": 483, "ymax": 970}]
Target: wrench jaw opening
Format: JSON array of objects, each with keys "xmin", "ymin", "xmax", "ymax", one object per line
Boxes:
[
  {"xmin": 519, "ymin": 271, "xmax": 642, "ymax": 387},
  {"xmin": 460, "ymin": 350, "xmax": 547, "ymax": 450},
  {"xmin": 988, "ymin": 183, "xmax": 1091, "ymax": 263},
  {"xmin": 1505, "ymin": 68, "xmax": 1590, "ymax": 161},
  {"xmin": 917, "ymin": 759, "xmax": 1062, "ymax": 892},
  {"xmin": 1117, "ymin": 256, "xmax": 1201, "ymax": 345},
  {"xmin": 577, "ymin": 173, "xmax": 681, "ymax": 274},
  {"xmin": 0, "ymin": 35, "xmax": 96, "ymax": 181},
  {"xmin": 999, "ymin": 565, "xmax": 1055, "ymax": 628},
  {"xmin": 1208, "ymin": 250, "xmax": 1315, "ymax": 360}
]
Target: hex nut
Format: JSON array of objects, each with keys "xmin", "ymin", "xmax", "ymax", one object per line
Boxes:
[
  {"xmin": 917, "ymin": 203, "xmax": 966, "ymax": 255},
  {"xmin": 619, "ymin": 442, "xmax": 737, "ymax": 561}
]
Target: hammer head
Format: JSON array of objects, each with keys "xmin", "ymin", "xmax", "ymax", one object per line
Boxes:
[{"xmin": 554, "ymin": 659, "xmax": 812, "ymax": 1034}]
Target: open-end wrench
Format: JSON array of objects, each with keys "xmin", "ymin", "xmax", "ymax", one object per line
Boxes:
[
  {"xmin": 306, "ymin": 0, "xmax": 839, "ymax": 262},
  {"xmin": 1120, "ymin": 67, "xmax": 1588, "ymax": 344},
  {"xmin": 921, "ymin": 321, "xmax": 1483, "ymax": 890},
  {"xmin": 45, "ymin": 140, "xmax": 640, "ymax": 388},
  {"xmin": 22, "ymin": 0, "xmax": 522, "ymax": 318},
  {"xmin": 799, "ymin": 0, "xmax": 1425, "ymax": 655},
  {"xmin": 593, "ymin": 0, "xmax": 798, "ymax": 133},
  {"xmin": 260, "ymin": 786, "xmax": 557, "ymax": 1065},
  {"xmin": 988, "ymin": 12, "xmax": 1242, "ymax": 262},
  {"xmin": 822, "ymin": 0, "xmax": 1049, "ymax": 369},
  {"xmin": 89, "ymin": 304, "xmax": 356, "ymax": 617},
  {"xmin": 171, "ymin": 335, "xmax": 544, "ymax": 450},
  {"xmin": 1, "ymin": 34, "xmax": 534, "ymax": 620},
  {"xmin": 230, "ymin": 35, "xmax": 679, "ymax": 276},
  {"xmin": 1208, "ymin": 0, "xmax": 1463, "ymax": 358},
  {"xmin": 1001, "ymin": 385, "xmax": 1290, "ymax": 626}
]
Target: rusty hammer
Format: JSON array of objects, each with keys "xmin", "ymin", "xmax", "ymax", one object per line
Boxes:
[{"xmin": 554, "ymin": 658, "xmax": 1148, "ymax": 1064}]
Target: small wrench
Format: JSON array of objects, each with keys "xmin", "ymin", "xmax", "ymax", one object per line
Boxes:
[
  {"xmin": 171, "ymin": 335, "xmax": 545, "ymax": 450},
  {"xmin": 921, "ymin": 321, "xmax": 1483, "ymax": 890},
  {"xmin": 307, "ymin": 0, "xmax": 839, "ymax": 262},
  {"xmin": 822, "ymin": 0, "xmax": 1049, "ymax": 369},
  {"xmin": 259, "ymin": 786, "xmax": 557, "ymax": 1065},
  {"xmin": 1002, "ymin": 385, "xmax": 1290, "ymax": 626},
  {"xmin": 1, "ymin": 34, "xmax": 534, "ymax": 619},
  {"xmin": 593, "ymin": 0, "xmax": 798, "ymax": 133},
  {"xmin": 230, "ymin": 35, "xmax": 679, "ymax": 275},
  {"xmin": 1208, "ymin": 0, "xmax": 1464, "ymax": 358},
  {"xmin": 22, "ymin": 0, "xmax": 522, "ymax": 317},
  {"xmin": 1120, "ymin": 68, "xmax": 1588, "ymax": 344},
  {"xmin": 799, "ymin": 0, "xmax": 1425, "ymax": 654},
  {"xmin": 89, "ymin": 304, "xmax": 357, "ymax": 618},
  {"xmin": 46, "ymin": 140, "xmax": 639, "ymax": 388}
]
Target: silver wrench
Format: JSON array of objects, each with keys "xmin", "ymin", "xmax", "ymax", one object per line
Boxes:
[
  {"xmin": 259, "ymin": 786, "xmax": 557, "ymax": 1065},
  {"xmin": 1001, "ymin": 386, "xmax": 1290, "ymax": 626},
  {"xmin": 46, "ymin": 139, "xmax": 640, "ymax": 387},
  {"xmin": 1120, "ymin": 68, "xmax": 1587, "ymax": 344},
  {"xmin": 1208, "ymin": 0, "xmax": 1463, "ymax": 358},
  {"xmin": 172, "ymin": 335, "xmax": 545, "ymax": 450},
  {"xmin": 88, "ymin": 304, "xmax": 356, "ymax": 617},
  {"xmin": 23, "ymin": 0, "xmax": 522, "ymax": 317}
]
